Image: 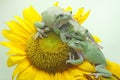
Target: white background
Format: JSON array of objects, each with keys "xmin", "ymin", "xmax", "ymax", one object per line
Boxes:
[{"xmin": 0, "ymin": 0, "xmax": 120, "ymax": 80}]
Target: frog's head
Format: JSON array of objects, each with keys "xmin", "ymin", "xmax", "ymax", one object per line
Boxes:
[
  {"xmin": 68, "ymin": 38, "xmax": 83, "ymax": 51},
  {"xmin": 41, "ymin": 6, "xmax": 72, "ymax": 28}
]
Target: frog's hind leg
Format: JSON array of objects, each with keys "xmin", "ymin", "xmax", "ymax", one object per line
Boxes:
[{"xmin": 90, "ymin": 65, "xmax": 112, "ymax": 78}]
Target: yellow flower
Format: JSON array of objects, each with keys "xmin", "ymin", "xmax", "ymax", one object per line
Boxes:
[{"xmin": 1, "ymin": 4, "xmax": 120, "ymax": 80}]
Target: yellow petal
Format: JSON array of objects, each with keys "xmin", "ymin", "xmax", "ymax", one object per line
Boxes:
[
  {"xmin": 16, "ymin": 66, "xmax": 36, "ymax": 80},
  {"xmin": 2, "ymin": 30, "xmax": 27, "ymax": 44},
  {"xmin": 23, "ymin": 18, "xmax": 36, "ymax": 33},
  {"xmin": 101, "ymin": 76, "xmax": 119, "ymax": 80},
  {"xmin": 106, "ymin": 60, "xmax": 120, "ymax": 78},
  {"xmin": 78, "ymin": 10, "xmax": 90, "ymax": 24},
  {"xmin": 78, "ymin": 7, "xmax": 84, "ymax": 13},
  {"xmin": 29, "ymin": 6, "xmax": 42, "ymax": 22},
  {"xmin": 0, "ymin": 42, "xmax": 25, "ymax": 52},
  {"xmin": 63, "ymin": 71, "xmax": 75, "ymax": 80},
  {"xmin": 68, "ymin": 68, "xmax": 87, "ymax": 80},
  {"xmin": 6, "ymin": 21, "xmax": 27, "ymax": 38},
  {"xmin": 34, "ymin": 70, "xmax": 52, "ymax": 80},
  {"xmin": 77, "ymin": 61, "xmax": 95, "ymax": 72},
  {"xmin": 92, "ymin": 35, "xmax": 102, "ymax": 43},
  {"xmin": 53, "ymin": 2, "xmax": 59, "ymax": 7},
  {"xmin": 75, "ymin": 77, "xmax": 87, "ymax": 80},
  {"xmin": 14, "ymin": 16, "xmax": 34, "ymax": 33},
  {"xmin": 12, "ymin": 59, "xmax": 30, "ymax": 80},
  {"xmin": 69, "ymin": 68, "xmax": 83, "ymax": 76},
  {"xmin": 6, "ymin": 20, "xmax": 31, "ymax": 37},
  {"xmin": 6, "ymin": 50, "xmax": 26, "ymax": 56},
  {"xmin": 23, "ymin": 8, "xmax": 34, "ymax": 23},
  {"xmin": 64, "ymin": 6, "xmax": 72, "ymax": 12},
  {"xmin": 54, "ymin": 72, "xmax": 65, "ymax": 80},
  {"xmin": 68, "ymin": 67, "xmax": 94, "ymax": 80},
  {"xmin": 7, "ymin": 55, "xmax": 26, "ymax": 67},
  {"xmin": 23, "ymin": 6, "xmax": 42, "ymax": 24},
  {"xmin": 73, "ymin": 7, "xmax": 84, "ymax": 20}
]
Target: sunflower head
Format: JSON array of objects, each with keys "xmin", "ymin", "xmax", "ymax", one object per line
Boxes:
[
  {"xmin": 1, "ymin": 2, "xmax": 120, "ymax": 80},
  {"xmin": 25, "ymin": 32, "xmax": 73, "ymax": 73}
]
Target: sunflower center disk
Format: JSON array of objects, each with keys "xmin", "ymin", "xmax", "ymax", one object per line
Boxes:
[{"xmin": 25, "ymin": 32, "xmax": 72, "ymax": 73}]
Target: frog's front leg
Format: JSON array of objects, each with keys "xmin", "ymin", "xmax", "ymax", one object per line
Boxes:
[
  {"xmin": 34, "ymin": 22, "xmax": 50, "ymax": 40},
  {"xmin": 53, "ymin": 27, "xmax": 61, "ymax": 34},
  {"xmin": 60, "ymin": 33, "xmax": 71, "ymax": 43},
  {"xmin": 66, "ymin": 52, "xmax": 84, "ymax": 65},
  {"xmin": 89, "ymin": 64, "xmax": 112, "ymax": 78}
]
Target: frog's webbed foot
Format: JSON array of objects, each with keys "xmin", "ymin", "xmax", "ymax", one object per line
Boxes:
[
  {"xmin": 34, "ymin": 28, "xmax": 49, "ymax": 40},
  {"xmin": 34, "ymin": 22, "xmax": 50, "ymax": 40},
  {"xmin": 89, "ymin": 65, "xmax": 112, "ymax": 78},
  {"xmin": 89, "ymin": 73, "xmax": 101, "ymax": 78},
  {"xmin": 34, "ymin": 28, "xmax": 46, "ymax": 40},
  {"xmin": 89, "ymin": 72, "xmax": 111, "ymax": 79}
]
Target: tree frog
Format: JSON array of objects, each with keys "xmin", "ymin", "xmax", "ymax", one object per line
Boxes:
[
  {"xmin": 66, "ymin": 38, "xmax": 112, "ymax": 78},
  {"xmin": 34, "ymin": 6, "xmax": 72, "ymax": 39},
  {"xmin": 59, "ymin": 20, "xmax": 102, "ymax": 48}
]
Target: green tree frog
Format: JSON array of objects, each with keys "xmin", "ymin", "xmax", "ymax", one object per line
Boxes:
[
  {"xmin": 34, "ymin": 6, "xmax": 72, "ymax": 39},
  {"xmin": 66, "ymin": 38, "xmax": 112, "ymax": 78}
]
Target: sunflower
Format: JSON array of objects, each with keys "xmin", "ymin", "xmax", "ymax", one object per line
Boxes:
[{"xmin": 1, "ymin": 2, "xmax": 120, "ymax": 80}]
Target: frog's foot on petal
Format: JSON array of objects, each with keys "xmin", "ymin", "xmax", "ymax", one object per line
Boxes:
[{"xmin": 89, "ymin": 73, "xmax": 102, "ymax": 78}]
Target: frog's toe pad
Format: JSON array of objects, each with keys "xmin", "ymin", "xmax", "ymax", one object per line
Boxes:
[
  {"xmin": 66, "ymin": 60, "xmax": 72, "ymax": 64},
  {"xmin": 34, "ymin": 32, "xmax": 43, "ymax": 40}
]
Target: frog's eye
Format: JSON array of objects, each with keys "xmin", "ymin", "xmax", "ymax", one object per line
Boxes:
[
  {"xmin": 59, "ymin": 14, "xmax": 64, "ymax": 17},
  {"xmin": 56, "ymin": 14, "xmax": 64, "ymax": 20}
]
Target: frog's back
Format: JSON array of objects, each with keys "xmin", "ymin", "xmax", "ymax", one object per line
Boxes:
[
  {"xmin": 41, "ymin": 6, "xmax": 65, "ymax": 27},
  {"xmin": 83, "ymin": 41, "xmax": 107, "ymax": 65},
  {"xmin": 45, "ymin": 6, "xmax": 63, "ymax": 16}
]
